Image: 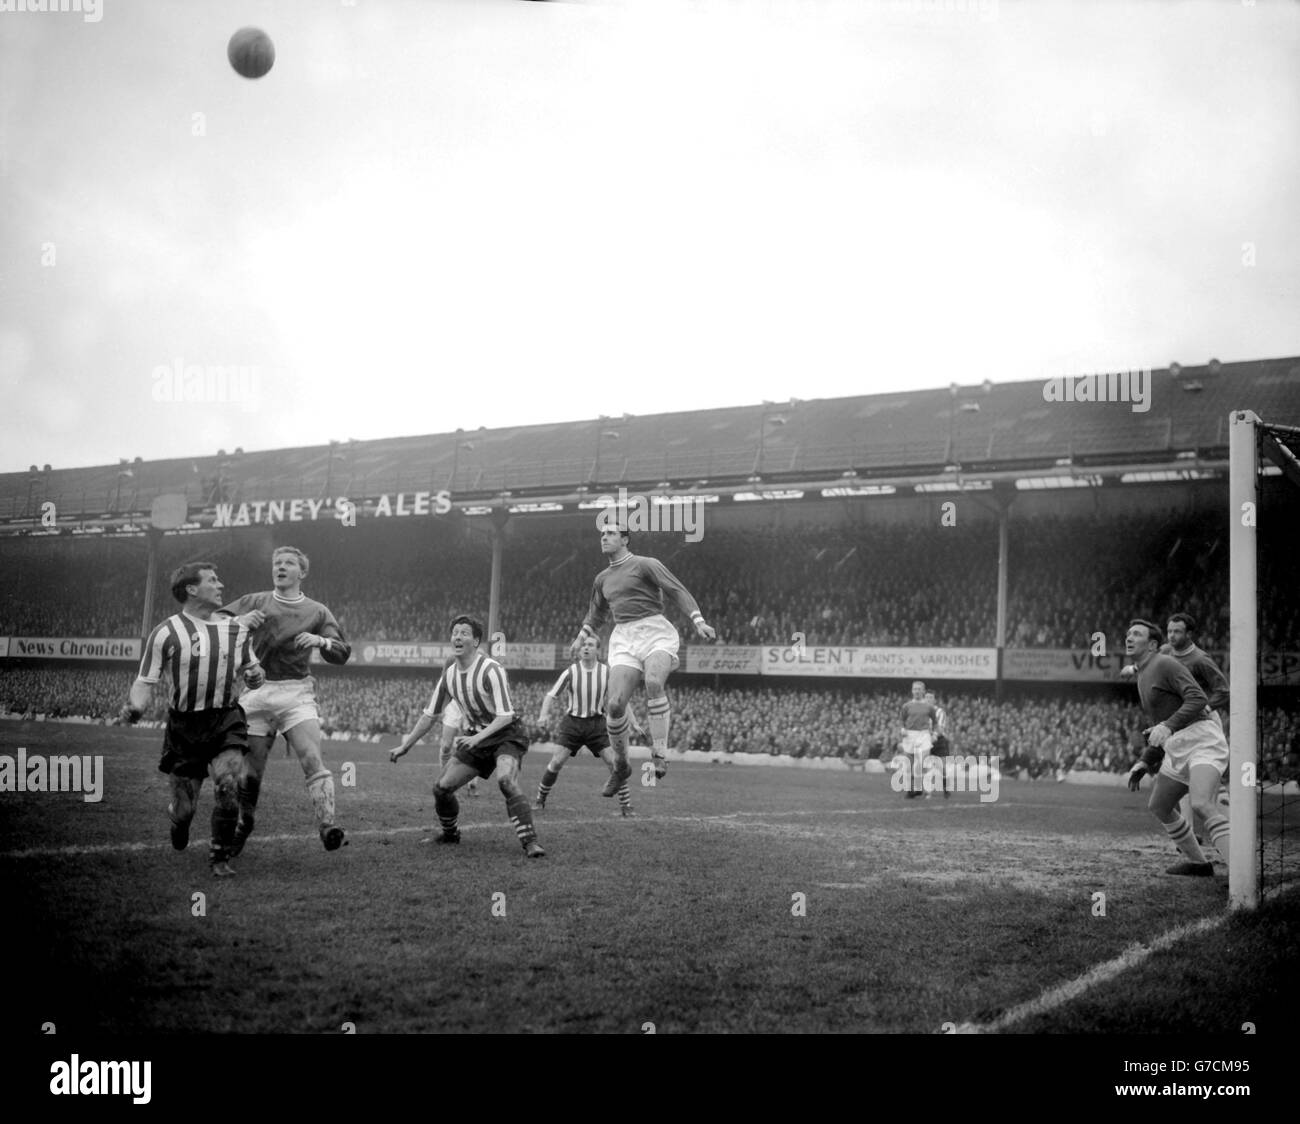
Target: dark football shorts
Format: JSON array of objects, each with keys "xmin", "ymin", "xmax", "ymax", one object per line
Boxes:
[
  {"xmin": 159, "ymin": 705, "xmax": 249, "ymax": 779},
  {"xmin": 555, "ymin": 714, "xmax": 610, "ymax": 757},
  {"xmin": 453, "ymin": 720, "xmax": 529, "ymax": 779},
  {"xmin": 931, "ymin": 734, "xmax": 951, "ymax": 757}
]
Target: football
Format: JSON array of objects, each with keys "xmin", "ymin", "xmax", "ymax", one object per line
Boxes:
[{"xmin": 227, "ymin": 27, "xmax": 275, "ymax": 80}]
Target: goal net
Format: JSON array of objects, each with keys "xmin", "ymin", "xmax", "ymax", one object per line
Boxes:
[{"xmin": 1229, "ymin": 410, "xmax": 1300, "ymax": 908}]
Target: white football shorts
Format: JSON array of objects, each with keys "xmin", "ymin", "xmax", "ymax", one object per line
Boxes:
[
  {"xmin": 1158, "ymin": 718, "xmax": 1229, "ymax": 786},
  {"xmin": 239, "ymin": 677, "xmax": 319, "ymax": 737},
  {"xmin": 607, "ymin": 614, "xmax": 681, "ymax": 672},
  {"xmin": 900, "ymin": 730, "xmax": 933, "ymax": 756}
]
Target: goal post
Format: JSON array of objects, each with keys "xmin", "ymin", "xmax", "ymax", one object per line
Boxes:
[
  {"xmin": 1228, "ymin": 409, "xmax": 1300, "ymax": 910},
  {"xmin": 1227, "ymin": 410, "xmax": 1258, "ymax": 910}
]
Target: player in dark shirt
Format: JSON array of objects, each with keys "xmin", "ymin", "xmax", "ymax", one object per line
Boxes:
[
  {"xmin": 570, "ymin": 522, "xmax": 715, "ymax": 796},
  {"xmin": 897, "ymin": 681, "xmax": 937, "ymax": 798},
  {"xmin": 1123, "ymin": 612, "xmax": 1231, "ymax": 838},
  {"xmin": 1123, "ymin": 619, "xmax": 1229, "ymax": 876},
  {"xmin": 220, "ymin": 546, "xmax": 352, "ymax": 854}
]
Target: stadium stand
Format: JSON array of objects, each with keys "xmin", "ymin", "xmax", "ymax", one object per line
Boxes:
[
  {"xmin": 3, "ymin": 509, "xmax": 1296, "ymax": 650},
  {"xmin": 2, "ymin": 359, "xmax": 1296, "ymax": 520}
]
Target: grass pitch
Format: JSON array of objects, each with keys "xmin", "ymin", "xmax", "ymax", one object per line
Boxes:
[{"xmin": 1, "ymin": 721, "xmax": 1294, "ymax": 1034}]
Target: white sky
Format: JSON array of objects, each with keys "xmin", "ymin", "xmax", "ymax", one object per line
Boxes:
[{"xmin": 1, "ymin": 0, "xmax": 1298, "ymax": 471}]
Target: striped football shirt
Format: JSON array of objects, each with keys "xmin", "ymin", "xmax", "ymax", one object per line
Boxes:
[
  {"xmin": 137, "ymin": 612, "xmax": 259, "ymax": 712},
  {"xmin": 423, "ymin": 654, "xmax": 515, "ymax": 733},
  {"xmin": 547, "ymin": 660, "xmax": 609, "ymax": 718}
]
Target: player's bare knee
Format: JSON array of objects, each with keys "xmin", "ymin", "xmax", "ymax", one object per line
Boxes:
[
  {"xmin": 606, "ymin": 700, "xmax": 627, "ymax": 720},
  {"xmin": 1190, "ymin": 797, "xmax": 1219, "ymax": 823},
  {"xmin": 644, "ymin": 676, "xmax": 667, "ymax": 697},
  {"xmin": 498, "ymin": 775, "xmax": 521, "ymax": 799},
  {"xmin": 213, "ymin": 774, "xmax": 238, "ymax": 811},
  {"xmin": 299, "ymin": 750, "xmax": 326, "ymax": 777}
]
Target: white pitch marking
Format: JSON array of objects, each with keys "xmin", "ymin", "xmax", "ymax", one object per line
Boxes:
[{"xmin": 947, "ymin": 914, "xmax": 1227, "ymax": 1034}]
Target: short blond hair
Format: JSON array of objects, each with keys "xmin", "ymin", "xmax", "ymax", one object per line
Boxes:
[{"xmin": 272, "ymin": 545, "xmax": 309, "ymax": 577}]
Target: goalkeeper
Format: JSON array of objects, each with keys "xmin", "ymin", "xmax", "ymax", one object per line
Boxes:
[{"xmin": 1122, "ymin": 619, "xmax": 1230, "ymax": 877}]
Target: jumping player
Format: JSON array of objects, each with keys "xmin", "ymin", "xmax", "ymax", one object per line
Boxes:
[
  {"xmin": 390, "ymin": 616, "xmax": 544, "ymax": 858},
  {"xmin": 569, "ymin": 522, "xmax": 715, "ymax": 796},
  {"xmin": 1123, "ymin": 619, "xmax": 1230, "ymax": 876},
  {"xmin": 219, "ymin": 546, "xmax": 352, "ymax": 854},
  {"xmin": 120, "ymin": 562, "xmax": 264, "ymax": 877},
  {"xmin": 535, "ymin": 635, "xmax": 634, "ymax": 816}
]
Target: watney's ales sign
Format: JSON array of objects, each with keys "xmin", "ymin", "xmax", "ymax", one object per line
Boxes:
[{"xmin": 211, "ymin": 491, "xmax": 453, "ymax": 527}]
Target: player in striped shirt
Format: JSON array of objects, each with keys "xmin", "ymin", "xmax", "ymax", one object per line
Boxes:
[
  {"xmin": 119, "ymin": 561, "xmax": 264, "ymax": 877},
  {"xmin": 1122, "ymin": 619, "xmax": 1229, "ymax": 876},
  {"xmin": 923, "ymin": 690, "xmax": 951, "ymax": 799},
  {"xmin": 534, "ymin": 636, "xmax": 634, "ymax": 816},
  {"xmin": 219, "ymin": 546, "xmax": 352, "ymax": 854},
  {"xmin": 570, "ymin": 522, "xmax": 715, "ymax": 797},
  {"xmin": 390, "ymin": 615, "xmax": 544, "ymax": 858}
]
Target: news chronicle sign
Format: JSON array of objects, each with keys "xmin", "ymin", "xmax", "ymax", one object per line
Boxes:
[{"xmin": 6, "ymin": 637, "xmax": 143, "ymax": 661}]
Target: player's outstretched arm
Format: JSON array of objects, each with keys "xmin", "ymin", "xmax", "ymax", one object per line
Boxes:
[
  {"xmin": 391, "ymin": 714, "xmax": 437, "ymax": 761},
  {"xmin": 572, "ymin": 580, "xmax": 610, "ymax": 658}
]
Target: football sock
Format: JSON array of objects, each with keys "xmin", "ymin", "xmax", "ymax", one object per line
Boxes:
[
  {"xmin": 210, "ymin": 807, "xmax": 237, "ymax": 864},
  {"xmin": 607, "ymin": 712, "xmax": 630, "ymax": 767},
  {"xmin": 617, "ymin": 783, "xmax": 631, "ymax": 810},
  {"xmin": 647, "ymin": 696, "xmax": 671, "ymax": 753},
  {"xmin": 1202, "ymin": 813, "xmax": 1230, "ymax": 861},
  {"xmin": 505, "ymin": 793, "xmax": 539, "ymax": 848},
  {"xmin": 538, "ymin": 768, "xmax": 560, "ymax": 802},
  {"xmin": 305, "ymin": 769, "xmax": 336, "ymax": 827},
  {"xmin": 434, "ymin": 785, "xmax": 459, "ymax": 834},
  {"xmin": 237, "ymin": 774, "xmax": 260, "ymax": 820},
  {"xmin": 1163, "ymin": 815, "xmax": 1208, "ymax": 863}
]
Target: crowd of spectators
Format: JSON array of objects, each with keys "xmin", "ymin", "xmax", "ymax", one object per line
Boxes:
[
  {"xmin": 4, "ymin": 666, "xmax": 1298, "ymax": 783},
  {"xmin": 2, "ymin": 509, "xmax": 1296, "ymax": 651}
]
